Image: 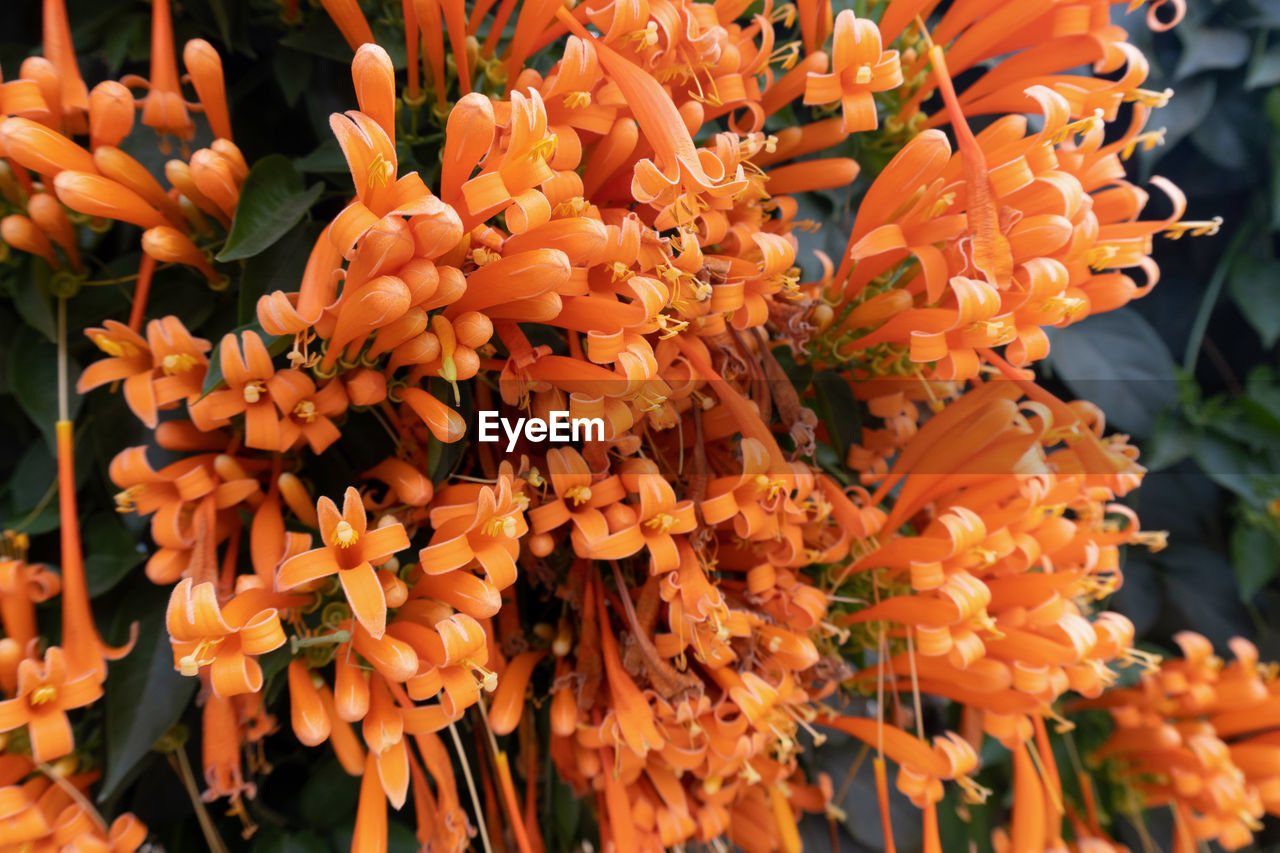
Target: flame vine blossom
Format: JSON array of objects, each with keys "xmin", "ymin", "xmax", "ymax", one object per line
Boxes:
[{"xmin": 3, "ymin": 0, "xmax": 1252, "ymax": 850}]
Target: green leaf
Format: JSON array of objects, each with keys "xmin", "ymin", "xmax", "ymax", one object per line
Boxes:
[
  {"xmin": 9, "ymin": 325, "xmax": 82, "ymax": 453},
  {"xmin": 1175, "ymin": 27, "xmax": 1251, "ymax": 79},
  {"xmin": 1247, "ymin": 45, "xmax": 1280, "ymax": 90},
  {"xmin": 1043, "ymin": 308, "xmax": 1177, "ymax": 439},
  {"xmin": 217, "ymin": 155, "xmax": 324, "ymax": 262},
  {"xmin": 299, "ymin": 758, "xmax": 360, "ymax": 829},
  {"xmin": 239, "ymin": 221, "xmax": 323, "ymax": 325},
  {"xmin": 84, "ymin": 513, "xmax": 147, "ymax": 597},
  {"xmin": 1228, "ymin": 255, "xmax": 1280, "ymax": 348},
  {"xmin": 10, "ymin": 258, "xmax": 57, "ymax": 343},
  {"xmin": 200, "ymin": 321, "xmax": 289, "ymax": 398},
  {"xmin": 1143, "ymin": 407, "xmax": 1195, "ymax": 471},
  {"xmin": 1232, "ymin": 523, "xmax": 1278, "ymax": 602},
  {"xmin": 101, "ymin": 585, "xmax": 197, "ymax": 801},
  {"xmin": 272, "ymin": 47, "xmax": 313, "ymax": 108}
]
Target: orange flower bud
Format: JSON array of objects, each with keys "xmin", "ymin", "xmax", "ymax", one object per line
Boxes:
[
  {"xmin": 334, "ymin": 643, "xmax": 371, "ymax": 722},
  {"xmin": 550, "ymin": 683, "xmax": 577, "ymax": 737},
  {"xmin": 288, "ymin": 659, "xmax": 331, "ymax": 747},
  {"xmin": 165, "ymin": 159, "xmax": 228, "ymax": 226},
  {"xmin": 452, "ymin": 311, "xmax": 493, "ymax": 349},
  {"xmin": 0, "ymin": 116, "xmax": 97, "ymax": 176},
  {"xmin": 1, "ymin": 78, "xmax": 53, "ymax": 124},
  {"xmin": 410, "ymin": 571, "xmax": 501, "ymax": 619},
  {"xmin": 210, "ymin": 139, "xmax": 249, "ymax": 182},
  {"xmin": 182, "ymin": 39, "xmax": 233, "ymax": 141},
  {"xmin": 19, "ymin": 57, "xmax": 62, "ymax": 125},
  {"xmin": 188, "ymin": 148, "xmax": 240, "ymax": 220},
  {"xmin": 352, "ymin": 623, "xmax": 419, "ymax": 683},
  {"xmin": 352, "ymin": 44, "xmax": 396, "ymax": 142},
  {"xmin": 88, "ymin": 81, "xmax": 135, "ymax": 150},
  {"xmin": 529, "ymin": 532, "xmax": 554, "ymax": 557},
  {"xmin": 278, "ymin": 472, "xmax": 319, "ymax": 527},
  {"xmin": 378, "ymin": 569, "xmax": 408, "ymax": 609},
  {"xmin": 1, "ymin": 215, "xmax": 59, "ymax": 269},
  {"xmin": 26, "ymin": 193, "xmax": 79, "ymax": 271},
  {"xmin": 142, "ymin": 226, "xmax": 218, "ymax": 283},
  {"xmin": 488, "ymin": 650, "xmax": 546, "ymax": 736},
  {"xmin": 344, "ymin": 368, "xmax": 388, "ymax": 407},
  {"xmin": 93, "ymin": 146, "xmax": 186, "ymax": 226},
  {"xmin": 155, "ymin": 421, "xmax": 227, "ymax": 451},
  {"xmin": 317, "ymin": 682, "xmax": 366, "ymax": 775},
  {"xmin": 53, "ymin": 172, "xmax": 169, "ymax": 230},
  {"xmin": 362, "ymin": 458, "xmax": 433, "ymax": 506},
  {"xmin": 401, "ymin": 388, "xmax": 465, "ymax": 443}
]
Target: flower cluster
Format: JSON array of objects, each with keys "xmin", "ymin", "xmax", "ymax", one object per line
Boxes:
[{"xmin": 0, "ymin": 0, "xmax": 1252, "ymax": 851}]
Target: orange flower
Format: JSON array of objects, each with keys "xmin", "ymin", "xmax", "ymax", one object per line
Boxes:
[
  {"xmin": 277, "ymin": 487, "xmax": 411, "ymax": 638},
  {"xmin": 803, "ymin": 11, "xmax": 903, "ymax": 132},
  {"xmin": 182, "ymin": 39, "xmax": 232, "ymax": 141},
  {"xmin": 166, "ymin": 578, "xmax": 292, "ymax": 697},
  {"xmin": 0, "ymin": 555, "xmax": 60, "ymax": 650},
  {"xmin": 76, "ymin": 321, "xmax": 159, "ymax": 426},
  {"xmin": 0, "ymin": 647, "xmax": 102, "ymax": 763},
  {"xmin": 121, "ymin": 0, "xmax": 195, "ymax": 147}
]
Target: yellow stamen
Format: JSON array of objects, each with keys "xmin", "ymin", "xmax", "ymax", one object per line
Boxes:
[
  {"xmin": 367, "ymin": 152, "xmax": 395, "ymax": 188},
  {"xmin": 564, "ymin": 485, "xmax": 592, "ymax": 506},
  {"xmin": 644, "ymin": 513, "xmax": 679, "ymax": 533},
  {"xmin": 854, "ymin": 65, "xmax": 873, "ymax": 85},
  {"xmin": 293, "ymin": 401, "xmax": 317, "ymax": 423},
  {"xmin": 1124, "ymin": 86, "xmax": 1173, "ymax": 108},
  {"xmin": 1162, "ymin": 217, "xmax": 1223, "ymax": 240},
  {"xmin": 30, "ymin": 684, "xmax": 58, "ymax": 706},
  {"xmin": 1121, "ymin": 128, "xmax": 1167, "ymax": 159},
  {"xmin": 93, "ymin": 335, "xmax": 133, "ymax": 358},
  {"xmin": 482, "ymin": 515, "xmax": 518, "ymax": 539},
  {"xmin": 242, "ymin": 380, "xmax": 266, "ymax": 404},
  {"xmin": 562, "ymin": 91, "xmax": 592, "ymax": 108},
  {"xmin": 161, "ymin": 353, "xmax": 198, "ymax": 374},
  {"xmin": 333, "ymin": 520, "xmax": 359, "ymax": 548},
  {"xmin": 178, "ymin": 637, "xmax": 224, "ymax": 676}
]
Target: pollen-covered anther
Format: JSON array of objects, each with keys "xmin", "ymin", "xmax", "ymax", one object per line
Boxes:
[
  {"xmin": 29, "ymin": 684, "xmax": 58, "ymax": 706},
  {"xmin": 1125, "ymin": 86, "xmax": 1173, "ymax": 108},
  {"xmin": 367, "ymin": 152, "xmax": 395, "ymax": 188},
  {"xmin": 243, "ymin": 380, "xmax": 266, "ymax": 404},
  {"xmin": 564, "ymin": 485, "xmax": 592, "ymax": 506},
  {"xmin": 1163, "ymin": 217, "xmax": 1223, "ymax": 239},
  {"xmin": 1122, "ymin": 128, "xmax": 1167, "ymax": 159},
  {"xmin": 162, "ymin": 353, "xmax": 198, "ymax": 374},
  {"xmin": 114, "ymin": 485, "xmax": 143, "ymax": 512},
  {"xmin": 178, "ymin": 637, "xmax": 224, "ymax": 676},
  {"xmin": 644, "ymin": 513, "xmax": 679, "ymax": 533},
  {"xmin": 94, "ymin": 335, "xmax": 134, "ymax": 357},
  {"xmin": 468, "ymin": 661, "xmax": 499, "ymax": 692},
  {"xmin": 293, "ymin": 400, "xmax": 318, "ymax": 423},
  {"xmin": 483, "ymin": 515, "xmax": 518, "ymax": 539},
  {"xmin": 562, "ymin": 91, "xmax": 592, "ymax": 108},
  {"xmin": 333, "ymin": 519, "xmax": 359, "ymax": 548}
]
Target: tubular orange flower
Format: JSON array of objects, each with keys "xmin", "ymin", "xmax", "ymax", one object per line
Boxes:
[
  {"xmin": 0, "ymin": 647, "xmax": 102, "ymax": 763},
  {"xmin": 41, "ymin": 0, "xmax": 90, "ymax": 133},
  {"xmin": 803, "ymin": 11, "xmax": 903, "ymax": 132},
  {"xmin": 53, "ymin": 172, "xmax": 169, "ymax": 230},
  {"xmin": 122, "ymin": 0, "xmax": 195, "ymax": 147},
  {"xmin": 277, "ymin": 487, "xmax": 411, "ymax": 638},
  {"xmin": 182, "ymin": 39, "xmax": 232, "ymax": 141},
  {"xmin": 166, "ymin": 578, "xmax": 292, "ymax": 696},
  {"xmin": 87, "ymin": 80, "xmax": 135, "ymax": 149}
]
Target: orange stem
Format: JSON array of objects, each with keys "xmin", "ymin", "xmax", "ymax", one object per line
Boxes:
[{"xmin": 128, "ymin": 253, "xmax": 157, "ymax": 332}]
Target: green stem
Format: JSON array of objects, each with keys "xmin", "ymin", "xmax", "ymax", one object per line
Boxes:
[
  {"xmin": 1183, "ymin": 223, "xmax": 1251, "ymax": 375},
  {"xmin": 289, "ymin": 630, "xmax": 351, "ymax": 652}
]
